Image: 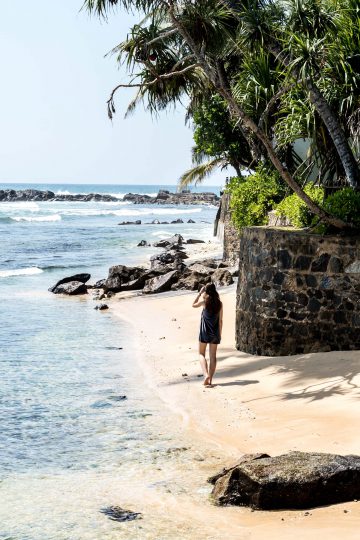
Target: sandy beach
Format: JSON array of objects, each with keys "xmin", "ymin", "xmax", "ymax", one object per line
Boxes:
[{"xmin": 111, "ymin": 284, "xmax": 360, "ymax": 539}]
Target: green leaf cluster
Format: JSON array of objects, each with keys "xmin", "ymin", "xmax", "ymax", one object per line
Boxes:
[
  {"xmin": 226, "ymin": 167, "xmax": 287, "ymax": 229},
  {"xmin": 275, "ymin": 184, "xmax": 325, "ymax": 228},
  {"xmin": 323, "ymin": 188, "xmax": 360, "ymax": 228}
]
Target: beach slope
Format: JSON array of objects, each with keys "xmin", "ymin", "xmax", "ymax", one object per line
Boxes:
[{"xmin": 112, "ymin": 286, "xmax": 360, "ymax": 538}]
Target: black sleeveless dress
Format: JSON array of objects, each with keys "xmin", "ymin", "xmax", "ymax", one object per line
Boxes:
[{"xmin": 199, "ymin": 307, "xmax": 221, "ymax": 344}]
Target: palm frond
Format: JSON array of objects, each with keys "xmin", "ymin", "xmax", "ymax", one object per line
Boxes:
[{"xmin": 178, "ymin": 158, "xmax": 225, "ymax": 189}]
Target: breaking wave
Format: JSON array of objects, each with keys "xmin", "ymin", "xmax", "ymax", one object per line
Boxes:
[
  {"xmin": 12, "ymin": 214, "xmax": 61, "ymax": 222},
  {"xmin": 0, "ymin": 267, "xmax": 43, "ymax": 278}
]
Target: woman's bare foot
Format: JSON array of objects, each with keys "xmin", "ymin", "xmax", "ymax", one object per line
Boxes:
[{"xmin": 204, "ymin": 376, "xmax": 211, "ymax": 386}]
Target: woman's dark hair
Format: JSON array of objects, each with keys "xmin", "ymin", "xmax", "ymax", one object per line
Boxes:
[{"xmin": 204, "ymin": 283, "xmax": 222, "ymax": 314}]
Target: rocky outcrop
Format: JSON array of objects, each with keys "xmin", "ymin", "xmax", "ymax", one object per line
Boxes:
[
  {"xmin": 49, "ymin": 273, "xmax": 91, "ymax": 294},
  {"xmin": 123, "ymin": 190, "xmax": 219, "ymax": 206},
  {"xmin": 0, "ymin": 189, "xmax": 119, "ymax": 202},
  {"xmin": 210, "ymin": 451, "xmax": 360, "ymax": 510},
  {"xmin": 236, "ymin": 227, "xmax": 360, "ymax": 355},
  {"xmin": 1, "ymin": 188, "xmax": 219, "ymax": 206}
]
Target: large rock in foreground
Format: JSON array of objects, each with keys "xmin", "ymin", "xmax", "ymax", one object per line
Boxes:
[
  {"xmin": 210, "ymin": 451, "xmax": 360, "ymax": 509},
  {"xmin": 49, "ymin": 273, "xmax": 91, "ymax": 294}
]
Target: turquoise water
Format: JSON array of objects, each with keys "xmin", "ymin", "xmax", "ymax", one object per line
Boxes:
[{"xmin": 0, "ymin": 183, "xmax": 220, "ymax": 539}]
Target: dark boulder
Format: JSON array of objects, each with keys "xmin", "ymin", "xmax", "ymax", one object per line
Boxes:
[
  {"xmin": 105, "ymin": 265, "xmax": 146, "ymax": 292},
  {"xmin": 120, "ymin": 270, "xmax": 160, "ymax": 291},
  {"xmin": 187, "ymin": 219, "xmax": 195, "ymax": 223},
  {"xmin": 52, "ymin": 281, "xmax": 88, "ymax": 295},
  {"xmin": 93, "ymin": 279, "xmax": 106, "ymax": 289},
  {"xmin": 211, "ymin": 268, "xmax": 234, "ymax": 287},
  {"xmin": 95, "ymin": 303, "xmax": 109, "ymax": 310},
  {"xmin": 211, "ymin": 451, "xmax": 360, "ymax": 509},
  {"xmin": 153, "ymin": 234, "xmax": 183, "ymax": 249},
  {"xmin": 174, "ymin": 271, "xmax": 211, "ymax": 291},
  {"xmin": 153, "ymin": 239, "xmax": 171, "ymax": 248},
  {"xmin": 187, "ymin": 263, "xmax": 215, "ymax": 275},
  {"xmin": 199, "ymin": 258, "xmax": 219, "ymax": 269},
  {"xmin": 118, "ymin": 220, "xmax": 141, "ymax": 225},
  {"xmin": 137, "ymin": 240, "xmax": 149, "ymax": 247},
  {"xmin": 150, "ymin": 252, "xmax": 176, "ymax": 267},
  {"xmin": 49, "ymin": 273, "xmax": 91, "ymax": 293},
  {"xmin": 168, "ymin": 233, "xmax": 183, "ymax": 246},
  {"xmin": 171, "ymin": 218, "xmax": 184, "ymax": 224},
  {"xmin": 165, "ymin": 243, "xmax": 185, "ymax": 252},
  {"xmin": 168, "ymin": 249, "xmax": 188, "ymax": 260},
  {"xmin": 185, "ymin": 238, "xmax": 205, "ymax": 244},
  {"xmin": 143, "ymin": 270, "xmax": 179, "ymax": 294}
]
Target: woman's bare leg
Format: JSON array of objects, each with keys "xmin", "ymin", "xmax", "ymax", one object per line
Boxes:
[
  {"xmin": 199, "ymin": 342, "xmax": 209, "ymax": 384},
  {"xmin": 208, "ymin": 343, "xmax": 218, "ymax": 385}
]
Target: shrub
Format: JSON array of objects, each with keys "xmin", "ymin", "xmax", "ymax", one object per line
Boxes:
[
  {"xmin": 275, "ymin": 184, "xmax": 324, "ymax": 228},
  {"xmin": 226, "ymin": 167, "xmax": 287, "ymax": 229},
  {"xmin": 323, "ymin": 188, "xmax": 360, "ymax": 228}
]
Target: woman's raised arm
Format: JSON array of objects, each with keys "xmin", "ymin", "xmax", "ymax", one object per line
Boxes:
[{"xmin": 192, "ymin": 286, "xmax": 205, "ymax": 308}]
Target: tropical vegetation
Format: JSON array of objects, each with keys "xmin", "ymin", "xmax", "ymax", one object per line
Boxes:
[{"xmin": 84, "ymin": 0, "xmax": 360, "ymax": 231}]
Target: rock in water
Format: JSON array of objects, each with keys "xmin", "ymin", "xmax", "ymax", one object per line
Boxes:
[
  {"xmin": 49, "ymin": 273, "xmax": 90, "ymax": 293},
  {"xmin": 51, "ymin": 281, "xmax": 88, "ymax": 295},
  {"xmin": 95, "ymin": 304, "xmax": 109, "ymax": 310},
  {"xmin": 143, "ymin": 270, "xmax": 179, "ymax": 294},
  {"xmin": 210, "ymin": 451, "xmax": 360, "ymax": 509},
  {"xmin": 186, "ymin": 238, "xmax": 205, "ymax": 244},
  {"xmin": 100, "ymin": 506, "xmax": 142, "ymax": 522}
]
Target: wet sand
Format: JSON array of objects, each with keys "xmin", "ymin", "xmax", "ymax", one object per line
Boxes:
[{"xmin": 111, "ymin": 284, "xmax": 360, "ymax": 539}]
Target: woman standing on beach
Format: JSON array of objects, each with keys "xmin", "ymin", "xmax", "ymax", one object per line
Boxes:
[{"xmin": 192, "ymin": 283, "xmax": 223, "ymax": 386}]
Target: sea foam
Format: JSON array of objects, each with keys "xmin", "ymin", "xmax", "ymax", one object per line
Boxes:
[
  {"xmin": 12, "ymin": 214, "xmax": 61, "ymax": 222},
  {"xmin": 0, "ymin": 267, "xmax": 43, "ymax": 278}
]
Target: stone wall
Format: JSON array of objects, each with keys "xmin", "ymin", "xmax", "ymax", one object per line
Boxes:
[
  {"xmin": 214, "ymin": 192, "xmax": 240, "ymax": 265},
  {"xmin": 236, "ymin": 227, "xmax": 360, "ymax": 356}
]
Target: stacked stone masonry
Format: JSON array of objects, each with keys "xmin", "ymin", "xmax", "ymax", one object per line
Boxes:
[
  {"xmin": 236, "ymin": 227, "xmax": 360, "ymax": 356},
  {"xmin": 214, "ymin": 192, "xmax": 240, "ymax": 265}
]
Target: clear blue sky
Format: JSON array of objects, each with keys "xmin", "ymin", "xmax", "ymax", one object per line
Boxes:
[{"xmin": 0, "ymin": 1, "xmax": 225, "ymax": 185}]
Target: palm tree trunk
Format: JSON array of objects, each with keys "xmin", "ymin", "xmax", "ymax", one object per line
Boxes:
[{"xmin": 306, "ymin": 81, "xmax": 359, "ymax": 189}]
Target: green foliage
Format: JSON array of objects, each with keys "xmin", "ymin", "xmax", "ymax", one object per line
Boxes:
[
  {"xmin": 323, "ymin": 188, "xmax": 360, "ymax": 227},
  {"xmin": 276, "ymin": 184, "xmax": 324, "ymax": 228},
  {"xmin": 227, "ymin": 167, "xmax": 287, "ymax": 229},
  {"xmin": 192, "ymin": 94, "xmax": 251, "ymax": 173}
]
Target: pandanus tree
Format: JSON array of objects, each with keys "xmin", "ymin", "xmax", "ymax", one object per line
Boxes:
[
  {"xmin": 223, "ymin": 0, "xmax": 360, "ymax": 189},
  {"xmin": 84, "ymin": 0, "xmax": 357, "ymax": 229}
]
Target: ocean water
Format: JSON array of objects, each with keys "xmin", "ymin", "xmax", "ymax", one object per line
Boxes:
[{"xmin": 0, "ymin": 183, "xmax": 221, "ymax": 539}]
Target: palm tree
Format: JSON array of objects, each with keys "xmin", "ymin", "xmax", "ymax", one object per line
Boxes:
[
  {"xmin": 83, "ymin": 0, "xmax": 351, "ymax": 229},
  {"xmin": 222, "ymin": 0, "xmax": 360, "ymax": 188}
]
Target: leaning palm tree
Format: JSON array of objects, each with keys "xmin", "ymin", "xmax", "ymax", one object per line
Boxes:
[{"xmin": 84, "ymin": 0, "xmax": 352, "ymax": 229}]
